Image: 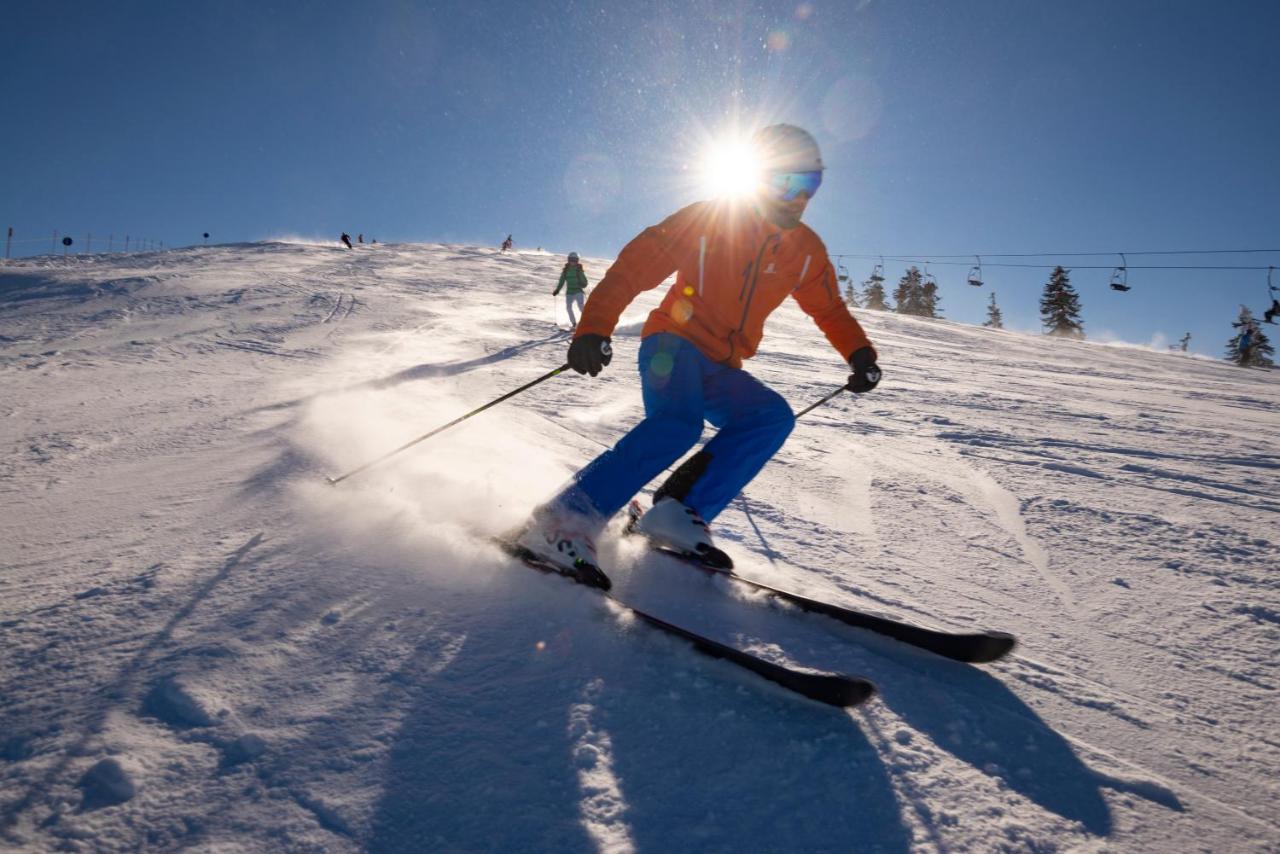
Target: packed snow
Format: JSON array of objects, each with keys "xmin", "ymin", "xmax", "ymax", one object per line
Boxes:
[{"xmin": 1, "ymin": 241, "xmax": 1277, "ymax": 852}]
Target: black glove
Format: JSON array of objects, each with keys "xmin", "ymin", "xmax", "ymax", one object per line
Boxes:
[
  {"xmin": 568, "ymin": 334, "xmax": 613, "ymax": 376},
  {"xmin": 846, "ymin": 346, "xmax": 881, "ymax": 393}
]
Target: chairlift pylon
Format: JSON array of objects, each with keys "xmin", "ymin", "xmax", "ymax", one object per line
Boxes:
[
  {"xmin": 1109, "ymin": 253, "xmax": 1131, "ymax": 292},
  {"xmin": 967, "ymin": 255, "xmax": 984, "ymax": 287}
]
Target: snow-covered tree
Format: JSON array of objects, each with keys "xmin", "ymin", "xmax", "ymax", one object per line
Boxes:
[
  {"xmin": 1040, "ymin": 266, "xmax": 1084, "ymax": 338},
  {"xmin": 893, "ymin": 267, "xmax": 923, "ymax": 315},
  {"xmin": 984, "ymin": 292, "xmax": 1004, "ymax": 329},
  {"xmin": 892, "ymin": 267, "xmax": 941, "ymax": 318},
  {"xmin": 1225, "ymin": 306, "xmax": 1275, "ymax": 367},
  {"xmin": 863, "ymin": 277, "xmax": 889, "ymax": 310},
  {"xmin": 843, "ymin": 280, "xmax": 860, "ymax": 308},
  {"xmin": 892, "ymin": 267, "xmax": 919, "ymax": 315},
  {"xmin": 919, "ymin": 277, "xmax": 942, "ymax": 318}
]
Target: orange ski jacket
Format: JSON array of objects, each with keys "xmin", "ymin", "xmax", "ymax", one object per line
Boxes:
[{"xmin": 575, "ymin": 199, "xmax": 874, "ymax": 369}]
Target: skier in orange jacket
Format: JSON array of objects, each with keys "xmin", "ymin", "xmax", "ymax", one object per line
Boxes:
[{"xmin": 517, "ymin": 125, "xmax": 880, "ymax": 583}]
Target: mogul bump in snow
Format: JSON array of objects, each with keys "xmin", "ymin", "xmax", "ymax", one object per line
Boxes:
[
  {"xmin": 517, "ymin": 124, "xmax": 881, "ymax": 580},
  {"xmin": 553, "ymin": 252, "xmax": 589, "ymax": 329}
]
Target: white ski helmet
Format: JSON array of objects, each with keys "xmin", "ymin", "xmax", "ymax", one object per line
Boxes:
[{"xmin": 752, "ymin": 124, "xmax": 824, "ymax": 173}]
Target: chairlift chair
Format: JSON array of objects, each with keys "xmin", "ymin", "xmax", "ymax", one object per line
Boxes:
[
  {"xmin": 869, "ymin": 259, "xmax": 885, "ymax": 284},
  {"xmin": 967, "ymin": 255, "xmax": 984, "ymax": 287},
  {"xmin": 923, "ymin": 265, "xmax": 937, "ymax": 288},
  {"xmin": 1109, "ymin": 253, "xmax": 1131, "ymax": 292},
  {"xmin": 1264, "ymin": 267, "xmax": 1280, "ymax": 324},
  {"xmin": 837, "ymin": 261, "xmax": 850, "ymax": 283}
]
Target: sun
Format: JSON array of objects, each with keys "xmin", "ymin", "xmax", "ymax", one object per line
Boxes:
[{"xmin": 700, "ymin": 137, "xmax": 762, "ymax": 199}]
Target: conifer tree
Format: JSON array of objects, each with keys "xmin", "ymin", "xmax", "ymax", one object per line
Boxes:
[
  {"xmin": 863, "ymin": 278, "xmax": 889, "ymax": 310},
  {"xmin": 1040, "ymin": 266, "xmax": 1084, "ymax": 338},
  {"xmin": 1225, "ymin": 306, "xmax": 1275, "ymax": 367},
  {"xmin": 893, "ymin": 267, "xmax": 923, "ymax": 315},
  {"xmin": 919, "ymin": 277, "xmax": 942, "ymax": 318},
  {"xmin": 984, "ymin": 292, "xmax": 1004, "ymax": 329},
  {"xmin": 843, "ymin": 280, "xmax": 861, "ymax": 308}
]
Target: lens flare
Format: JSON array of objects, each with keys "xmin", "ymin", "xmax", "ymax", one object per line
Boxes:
[{"xmin": 700, "ymin": 138, "xmax": 762, "ymax": 199}]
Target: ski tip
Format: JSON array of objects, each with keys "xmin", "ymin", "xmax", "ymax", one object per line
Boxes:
[
  {"xmin": 574, "ymin": 561, "xmax": 613, "ymax": 591},
  {"xmin": 966, "ymin": 632, "xmax": 1017, "ymax": 664},
  {"xmin": 802, "ymin": 675, "xmax": 876, "ymax": 708},
  {"xmin": 836, "ymin": 678, "xmax": 877, "ymax": 707},
  {"xmin": 694, "ymin": 545, "xmax": 734, "ymax": 570}
]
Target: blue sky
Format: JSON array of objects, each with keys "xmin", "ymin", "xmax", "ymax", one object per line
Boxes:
[{"xmin": 4, "ymin": 1, "xmax": 1279, "ymax": 355}]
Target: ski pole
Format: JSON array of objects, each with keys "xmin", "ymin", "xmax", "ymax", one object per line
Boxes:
[
  {"xmin": 326, "ymin": 363, "xmax": 571, "ymax": 486},
  {"xmin": 793, "ymin": 385, "xmax": 850, "ymax": 419},
  {"xmin": 795, "ymin": 362, "xmax": 882, "ymax": 419}
]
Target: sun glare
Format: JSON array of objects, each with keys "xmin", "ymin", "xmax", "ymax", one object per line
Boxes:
[{"xmin": 701, "ymin": 139, "xmax": 762, "ymax": 199}]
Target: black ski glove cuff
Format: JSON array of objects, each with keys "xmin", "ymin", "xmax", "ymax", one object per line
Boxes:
[
  {"xmin": 568, "ymin": 334, "xmax": 613, "ymax": 376},
  {"xmin": 846, "ymin": 346, "xmax": 881, "ymax": 393}
]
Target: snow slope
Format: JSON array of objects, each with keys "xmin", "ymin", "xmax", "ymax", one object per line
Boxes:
[{"xmin": 2, "ymin": 242, "xmax": 1277, "ymax": 852}]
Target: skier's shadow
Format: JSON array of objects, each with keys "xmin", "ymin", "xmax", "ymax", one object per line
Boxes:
[
  {"xmin": 731, "ymin": 498, "xmax": 1180, "ymax": 834},
  {"xmin": 619, "ymin": 555, "xmax": 1185, "ymax": 844},
  {"xmin": 365, "ymin": 569, "xmax": 913, "ymax": 853},
  {"xmin": 871, "ymin": 654, "xmax": 1182, "ymax": 837}
]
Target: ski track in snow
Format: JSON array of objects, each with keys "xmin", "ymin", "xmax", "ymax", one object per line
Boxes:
[{"xmin": 1, "ymin": 241, "xmax": 1278, "ymax": 852}]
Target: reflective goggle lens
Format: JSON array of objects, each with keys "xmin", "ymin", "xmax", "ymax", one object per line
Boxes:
[{"xmin": 766, "ymin": 170, "xmax": 823, "ymax": 201}]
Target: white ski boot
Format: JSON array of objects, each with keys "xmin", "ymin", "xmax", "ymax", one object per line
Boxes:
[
  {"xmin": 514, "ymin": 515, "xmax": 611, "ymax": 590},
  {"xmin": 633, "ymin": 498, "xmax": 734, "ymax": 569}
]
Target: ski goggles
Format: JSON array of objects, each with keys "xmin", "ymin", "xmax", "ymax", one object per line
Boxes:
[{"xmin": 764, "ymin": 170, "xmax": 823, "ymax": 201}]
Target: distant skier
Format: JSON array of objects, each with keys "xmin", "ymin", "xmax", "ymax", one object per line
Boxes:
[
  {"xmin": 553, "ymin": 252, "xmax": 589, "ymax": 329},
  {"xmin": 358, "ymin": 234, "xmax": 364, "ymax": 244},
  {"xmin": 1178, "ymin": 332, "xmax": 1191, "ymax": 352},
  {"xmin": 513, "ymin": 124, "xmax": 880, "ymax": 581},
  {"xmin": 1265, "ymin": 298, "xmax": 1279, "ymax": 325},
  {"xmin": 340, "ymin": 233, "xmax": 353, "ymax": 249},
  {"xmin": 501, "ymin": 235, "xmax": 513, "ymax": 252},
  {"xmin": 1238, "ymin": 322, "xmax": 1256, "ymax": 363}
]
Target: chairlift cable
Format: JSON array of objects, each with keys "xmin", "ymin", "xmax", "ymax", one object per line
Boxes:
[
  {"xmin": 835, "ymin": 257, "xmax": 1275, "ymax": 271},
  {"xmin": 833, "ymin": 248, "xmax": 1280, "ymax": 259}
]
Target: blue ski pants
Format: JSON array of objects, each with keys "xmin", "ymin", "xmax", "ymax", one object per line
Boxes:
[{"xmin": 557, "ymin": 333, "xmax": 795, "ymax": 527}]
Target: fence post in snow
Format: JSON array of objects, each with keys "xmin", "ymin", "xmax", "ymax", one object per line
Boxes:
[{"xmin": 5, "ymin": 227, "xmax": 11, "ymax": 259}]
